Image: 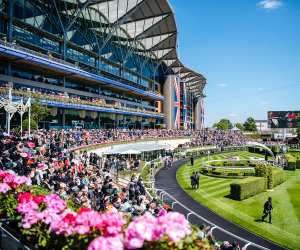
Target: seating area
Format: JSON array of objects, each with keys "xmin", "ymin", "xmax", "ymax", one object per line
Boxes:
[{"xmin": 0, "ymin": 86, "xmax": 160, "ymax": 116}]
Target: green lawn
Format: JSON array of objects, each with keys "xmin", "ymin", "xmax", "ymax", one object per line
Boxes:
[{"xmin": 177, "ymin": 151, "xmax": 300, "ymax": 250}]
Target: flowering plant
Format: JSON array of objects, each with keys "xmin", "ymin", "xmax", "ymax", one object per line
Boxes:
[{"xmin": 0, "ymin": 170, "xmax": 212, "ymax": 249}]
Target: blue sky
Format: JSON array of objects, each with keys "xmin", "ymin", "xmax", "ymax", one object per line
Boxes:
[{"xmin": 170, "ymin": 0, "xmax": 300, "ymax": 126}]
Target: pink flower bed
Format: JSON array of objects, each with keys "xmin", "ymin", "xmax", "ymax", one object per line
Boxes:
[{"xmin": 0, "ymin": 170, "xmax": 193, "ymax": 250}]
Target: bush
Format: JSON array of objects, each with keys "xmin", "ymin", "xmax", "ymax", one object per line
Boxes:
[
  {"xmin": 22, "ymin": 118, "xmax": 38, "ymax": 131},
  {"xmin": 296, "ymin": 160, "xmax": 300, "ymax": 169},
  {"xmin": 272, "ymin": 169, "xmax": 286, "ymax": 187},
  {"xmin": 230, "ymin": 177, "xmax": 266, "ymax": 200},
  {"xmin": 284, "ymin": 161, "xmax": 296, "ymax": 171}
]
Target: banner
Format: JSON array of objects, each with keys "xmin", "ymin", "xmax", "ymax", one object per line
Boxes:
[
  {"xmin": 200, "ymin": 98, "xmax": 205, "ymax": 129},
  {"xmin": 173, "ymin": 75, "xmax": 181, "ymax": 129},
  {"xmin": 183, "ymin": 81, "xmax": 187, "ymax": 129}
]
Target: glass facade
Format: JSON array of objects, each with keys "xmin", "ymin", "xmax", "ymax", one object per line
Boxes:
[{"xmin": 0, "ymin": 0, "xmax": 205, "ymax": 130}]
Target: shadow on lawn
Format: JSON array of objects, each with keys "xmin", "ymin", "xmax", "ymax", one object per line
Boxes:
[{"xmin": 254, "ymin": 218, "xmax": 264, "ymax": 223}]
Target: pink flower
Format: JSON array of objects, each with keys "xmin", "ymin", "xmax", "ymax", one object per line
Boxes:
[
  {"xmin": 88, "ymin": 236, "xmax": 124, "ymax": 250},
  {"xmin": 13, "ymin": 176, "xmax": 32, "ymax": 186},
  {"xmin": 17, "ymin": 200, "xmax": 39, "ymax": 215},
  {"xmin": 0, "ymin": 171, "xmax": 10, "ymax": 181},
  {"xmin": 22, "ymin": 210, "xmax": 43, "ymax": 229},
  {"xmin": 74, "ymin": 225, "xmax": 90, "ymax": 234},
  {"xmin": 3, "ymin": 174, "xmax": 15, "ymax": 185},
  {"xmin": 101, "ymin": 211, "xmax": 126, "ymax": 236},
  {"xmin": 158, "ymin": 212, "xmax": 191, "ymax": 242},
  {"xmin": 124, "ymin": 212, "xmax": 160, "ymax": 249},
  {"xmin": 40, "ymin": 208, "xmax": 61, "ymax": 225},
  {"xmin": 44, "ymin": 194, "xmax": 66, "ymax": 212},
  {"xmin": 0, "ymin": 183, "xmax": 11, "ymax": 193}
]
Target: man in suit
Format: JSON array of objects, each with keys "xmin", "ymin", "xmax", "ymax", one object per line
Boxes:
[{"xmin": 262, "ymin": 197, "xmax": 273, "ymax": 223}]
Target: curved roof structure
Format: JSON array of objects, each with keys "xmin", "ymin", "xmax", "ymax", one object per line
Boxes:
[{"xmin": 62, "ymin": 0, "xmax": 206, "ymax": 97}]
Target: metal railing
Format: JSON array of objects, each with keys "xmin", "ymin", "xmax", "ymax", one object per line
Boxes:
[
  {"xmin": 0, "ymin": 222, "xmax": 31, "ymax": 250},
  {"xmin": 152, "ymin": 188, "xmax": 270, "ymax": 250}
]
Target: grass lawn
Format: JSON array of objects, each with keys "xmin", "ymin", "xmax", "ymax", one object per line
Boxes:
[{"xmin": 177, "ymin": 151, "xmax": 300, "ymax": 250}]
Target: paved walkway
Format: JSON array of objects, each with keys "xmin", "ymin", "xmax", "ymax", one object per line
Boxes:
[{"xmin": 155, "ymin": 159, "xmax": 285, "ymax": 250}]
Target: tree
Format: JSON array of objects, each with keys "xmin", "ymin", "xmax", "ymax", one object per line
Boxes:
[
  {"xmin": 243, "ymin": 117, "xmax": 257, "ymax": 132},
  {"xmin": 22, "ymin": 101, "xmax": 49, "ymax": 130},
  {"xmin": 235, "ymin": 123, "xmax": 244, "ymax": 131},
  {"xmin": 31, "ymin": 101, "xmax": 49, "ymax": 124},
  {"xmin": 213, "ymin": 119, "xmax": 233, "ymax": 130},
  {"xmin": 296, "ymin": 127, "xmax": 300, "ymax": 139},
  {"xmin": 22, "ymin": 118, "xmax": 38, "ymax": 131}
]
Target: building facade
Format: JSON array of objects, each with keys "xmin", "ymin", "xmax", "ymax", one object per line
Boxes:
[{"xmin": 0, "ymin": 0, "xmax": 206, "ymax": 129}]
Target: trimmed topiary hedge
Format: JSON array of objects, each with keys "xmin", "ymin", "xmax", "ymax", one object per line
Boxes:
[
  {"xmin": 230, "ymin": 177, "xmax": 266, "ymax": 200},
  {"xmin": 272, "ymin": 169, "xmax": 286, "ymax": 187},
  {"xmin": 284, "ymin": 161, "xmax": 296, "ymax": 171},
  {"xmin": 296, "ymin": 159, "xmax": 300, "ymax": 169}
]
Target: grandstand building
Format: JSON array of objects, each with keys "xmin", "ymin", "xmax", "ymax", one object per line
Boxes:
[{"xmin": 0, "ymin": 0, "xmax": 206, "ymax": 129}]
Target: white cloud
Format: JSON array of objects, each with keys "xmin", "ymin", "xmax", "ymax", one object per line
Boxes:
[
  {"xmin": 229, "ymin": 113, "xmax": 237, "ymax": 117},
  {"xmin": 257, "ymin": 0, "xmax": 282, "ymax": 10},
  {"xmin": 216, "ymin": 83, "xmax": 228, "ymax": 87},
  {"xmin": 257, "ymin": 87, "xmax": 264, "ymax": 91}
]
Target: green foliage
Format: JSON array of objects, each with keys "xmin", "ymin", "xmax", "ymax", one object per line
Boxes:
[
  {"xmin": 254, "ymin": 162, "xmax": 268, "ymax": 177},
  {"xmin": 31, "ymin": 101, "xmax": 49, "ymax": 123},
  {"xmin": 296, "ymin": 160, "xmax": 300, "ymax": 169},
  {"xmin": 22, "ymin": 118, "xmax": 38, "ymax": 131},
  {"xmin": 254, "ymin": 162, "xmax": 282, "ymax": 189},
  {"xmin": 213, "ymin": 119, "xmax": 233, "ymax": 130},
  {"xmin": 272, "ymin": 169, "xmax": 286, "ymax": 187},
  {"xmin": 284, "ymin": 161, "xmax": 296, "ymax": 171},
  {"xmin": 271, "ymin": 145, "xmax": 280, "ymax": 154},
  {"xmin": 243, "ymin": 117, "xmax": 257, "ymax": 132},
  {"xmin": 235, "ymin": 123, "xmax": 244, "ymax": 131},
  {"xmin": 0, "ymin": 192, "xmax": 19, "ymax": 219},
  {"xmin": 230, "ymin": 177, "xmax": 266, "ymax": 200},
  {"xmin": 21, "ymin": 222, "xmax": 52, "ymax": 248}
]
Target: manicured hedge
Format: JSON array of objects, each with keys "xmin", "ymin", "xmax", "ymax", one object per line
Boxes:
[
  {"xmin": 296, "ymin": 159, "xmax": 300, "ymax": 169},
  {"xmin": 272, "ymin": 169, "xmax": 286, "ymax": 187},
  {"xmin": 230, "ymin": 177, "xmax": 266, "ymax": 200},
  {"xmin": 284, "ymin": 161, "xmax": 296, "ymax": 171}
]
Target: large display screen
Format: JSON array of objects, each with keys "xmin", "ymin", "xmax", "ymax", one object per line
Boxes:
[{"xmin": 268, "ymin": 111, "xmax": 300, "ymax": 128}]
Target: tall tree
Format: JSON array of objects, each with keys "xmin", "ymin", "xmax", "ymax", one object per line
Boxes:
[
  {"xmin": 235, "ymin": 123, "xmax": 244, "ymax": 131},
  {"xmin": 213, "ymin": 119, "xmax": 233, "ymax": 130},
  {"xmin": 243, "ymin": 117, "xmax": 257, "ymax": 131}
]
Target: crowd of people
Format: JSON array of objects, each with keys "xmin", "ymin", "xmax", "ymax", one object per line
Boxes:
[
  {"xmin": 180, "ymin": 129, "xmax": 246, "ymax": 148},
  {"xmin": 0, "ymin": 129, "xmax": 168, "ymax": 217},
  {"xmin": 0, "ymin": 128, "xmax": 247, "ymax": 215}
]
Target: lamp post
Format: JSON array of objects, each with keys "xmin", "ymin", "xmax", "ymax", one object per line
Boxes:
[{"xmin": 28, "ymin": 96, "xmax": 31, "ymax": 136}]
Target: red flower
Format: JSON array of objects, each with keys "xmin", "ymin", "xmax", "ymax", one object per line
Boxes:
[
  {"xmin": 78, "ymin": 207, "xmax": 92, "ymax": 214},
  {"xmin": 33, "ymin": 195, "xmax": 46, "ymax": 205},
  {"xmin": 63, "ymin": 213, "xmax": 77, "ymax": 224},
  {"xmin": 0, "ymin": 172, "xmax": 10, "ymax": 181},
  {"xmin": 18, "ymin": 192, "xmax": 33, "ymax": 203}
]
